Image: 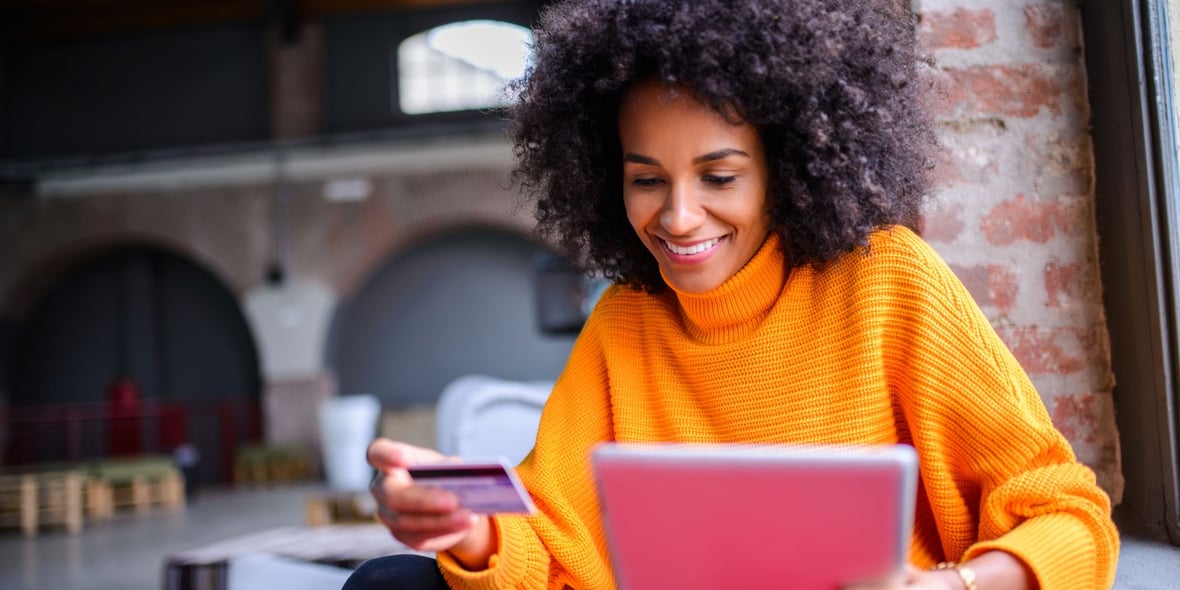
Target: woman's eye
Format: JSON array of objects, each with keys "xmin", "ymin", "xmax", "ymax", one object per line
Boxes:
[
  {"xmin": 632, "ymin": 177, "xmax": 664, "ymax": 188},
  {"xmin": 703, "ymin": 175, "xmax": 736, "ymax": 186}
]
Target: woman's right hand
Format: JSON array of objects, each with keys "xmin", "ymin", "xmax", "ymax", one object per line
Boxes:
[{"xmin": 367, "ymin": 438, "xmax": 496, "ymax": 568}]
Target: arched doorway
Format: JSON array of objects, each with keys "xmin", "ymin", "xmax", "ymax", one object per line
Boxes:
[
  {"xmin": 329, "ymin": 227, "xmax": 578, "ymax": 410},
  {"xmin": 3, "ymin": 244, "xmax": 261, "ymax": 484}
]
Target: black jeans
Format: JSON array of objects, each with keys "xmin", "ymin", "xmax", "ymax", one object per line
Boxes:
[{"xmin": 343, "ymin": 554, "xmax": 450, "ymax": 590}]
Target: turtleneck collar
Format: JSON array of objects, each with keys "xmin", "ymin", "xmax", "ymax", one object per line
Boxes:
[{"xmin": 661, "ymin": 232, "xmax": 788, "ymax": 342}]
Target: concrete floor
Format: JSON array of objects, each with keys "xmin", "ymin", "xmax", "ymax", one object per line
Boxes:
[
  {"xmin": 0, "ymin": 484, "xmax": 323, "ymax": 590},
  {"xmin": 1, "ymin": 483, "xmax": 1179, "ymax": 590}
]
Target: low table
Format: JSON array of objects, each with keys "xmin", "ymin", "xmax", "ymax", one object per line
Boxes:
[{"xmin": 163, "ymin": 524, "xmax": 429, "ymax": 590}]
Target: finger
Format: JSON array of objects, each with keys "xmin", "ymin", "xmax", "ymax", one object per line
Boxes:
[
  {"xmin": 387, "ymin": 482, "xmax": 460, "ymax": 514},
  {"xmin": 840, "ymin": 570, "xmax": 906, "ymax": 590},
  {"xmin": 369, "ymin": 470, "xmax": 411, "ymax": 504},
  {"xmin": 378, "ymin": 509, "xmax": 478, "ymax": 552},
  {"xmin": 903, "ymin": 564, "xmax": 923, "ymax": 582},
  {"xmin": 370, "ymin": 468, "xmax": 460, "ymax": 516},
  {"xmin": 395, "ymin": 527, "xmax": 476, "ymax": 553},
  {"xmin": 367, "ymin": 439, "xmax": 448, "ymax": 472},
  {"xmin": 379, "ymin": 506, "xmax": 475, "ymax": 533}
]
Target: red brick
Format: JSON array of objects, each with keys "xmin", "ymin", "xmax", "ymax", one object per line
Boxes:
[
  {"xmin": 1044, "ymin": 261, "xmax": 1087, "ymax": 308},
  {"xmin": 1025, "ymin": 3, "xmax": 1069, "ymax": 50},
  {"xmin": 956, "ymin": 147, "xmax": 1002, "ymax": 185},
  {"xmin": 924, "ymin": 66, "xmax": 972, "ymax": 120},
  {"xmin": 996, "ymin": 325, "xmax": 1105, "ymax": 376},
  {"xmin": 929, "ymin": 135, "xmax": 1004, "ymax": 187},
  {"xmin": 943, "ymin": 65, "xmax": 1064, "ymax": 118},
  {"xmin": 950, "ymin": 264, "xmax": 1018, "ymax": 315},
  {"xmin": 1028, "ymin": 133, "xmax": 1094, "ymax": 195},
  {"xmin": 1051, "ymin": 392, "xmax": 1104, "ymax": 444},
  {"xmin": 919, "ymin": 8, "xmax": 997, "ymax": 50},
  {"xmin": 918, "ymin": 204, "xmax": 965, "ymax": 243},
  {"xmin": 980, "ymin": 194, "xmax": 1087, "ymax": 246}
]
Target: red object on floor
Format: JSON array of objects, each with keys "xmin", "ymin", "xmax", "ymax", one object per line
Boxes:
[{"xmin": 107, "ymin": 378, "xmax": 142, "ymax": 456}]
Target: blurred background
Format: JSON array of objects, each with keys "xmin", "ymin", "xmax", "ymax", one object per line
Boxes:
[
  {"xmin": 0, "ymin": 2, "xmax": 607, "ymax": 586},
  {"xmin": 0, "ymin": 0, "xmax": 594, "ymax": 491}
]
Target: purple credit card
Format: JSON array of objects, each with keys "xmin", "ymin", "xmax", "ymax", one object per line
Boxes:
[{"xmin": 408, "ymin": 458, "xmax": 536, "ymax": 514}]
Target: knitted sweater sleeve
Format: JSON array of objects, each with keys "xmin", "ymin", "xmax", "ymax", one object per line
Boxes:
[
  {"xmin": 438, "ymin": 290, "xmax": 618, "ymax": 590},
  {"xmin": 881, "ymin": 231, "xmax": 1119, "ymax": 589}
]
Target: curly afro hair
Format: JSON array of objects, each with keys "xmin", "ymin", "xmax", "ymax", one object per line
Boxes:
[{"xmin": 508, "ymin": 0, "xmax": 934, "ymax": 291}]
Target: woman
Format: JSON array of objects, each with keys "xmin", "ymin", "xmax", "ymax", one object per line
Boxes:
[{"xmin": 346, "ymin": 1, "xmax": 1119, "ymax": 588}]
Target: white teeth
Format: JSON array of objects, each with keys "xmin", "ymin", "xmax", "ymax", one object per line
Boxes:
[{"xmin": 664, "ymin": 237, "xmax": 720, "ymax": 255}]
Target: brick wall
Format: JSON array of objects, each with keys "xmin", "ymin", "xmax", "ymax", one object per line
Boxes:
[{"xmin": 917, "ymin": 0, "xmax": 1122, "ymax": 500}]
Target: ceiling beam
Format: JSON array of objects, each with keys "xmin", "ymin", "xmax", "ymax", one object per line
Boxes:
[
  {"xmin": 296, "ymin": 0, "xmax": 510, "ymax": 17},
  {"xmin": 0, "ymin": 0, "xmax": 519, "ymax": 46},
  {"xmin": 0, "ymin": 1, "xmax": 266, "ymax": 45}
]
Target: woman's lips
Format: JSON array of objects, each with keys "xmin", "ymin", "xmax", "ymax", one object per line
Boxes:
[{"xmin": 659, "ymin": 236, "xmax": 724, "ymax": 262}]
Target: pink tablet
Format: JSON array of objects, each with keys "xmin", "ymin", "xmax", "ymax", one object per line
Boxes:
[{"xmin": 591, "ymin": 443, "xmax": 918, "ymax": 590}]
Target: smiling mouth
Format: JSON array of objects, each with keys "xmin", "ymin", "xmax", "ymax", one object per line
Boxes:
[{"xmin": 661, "ymin": 237, "xmax": 722, "ymax": 256}]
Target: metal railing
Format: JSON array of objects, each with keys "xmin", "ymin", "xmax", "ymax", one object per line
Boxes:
[{"xmin": 0, "ymin": 398, "xmax": 261, "ymax": 484}]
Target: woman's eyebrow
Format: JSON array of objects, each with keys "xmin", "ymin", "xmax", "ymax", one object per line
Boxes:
[
  {"xmin": 623, "ymin": 153, "xmax": 660, "ymax": 166},
  {"xmin": 693, "ymin": 148, "xmax": 750, "ymax": 164},
  {"xmin": 622, "ymin": 148, "xmax": 750, "ymax": 166}
]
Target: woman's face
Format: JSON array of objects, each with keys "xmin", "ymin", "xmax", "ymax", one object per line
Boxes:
[{"xmin": 619, "ymin": 80, "xmax": 771, "ymax": 294}]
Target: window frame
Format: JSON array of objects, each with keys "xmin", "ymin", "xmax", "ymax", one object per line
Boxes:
[{"xmin": 1083, "ymin": 0, "xmax": 1180, "ymax": 543}]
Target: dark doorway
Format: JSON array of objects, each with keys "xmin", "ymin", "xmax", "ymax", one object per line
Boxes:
[{"xmin": 4, "ymin": 245, "xmax": 261, "ymax": 486}]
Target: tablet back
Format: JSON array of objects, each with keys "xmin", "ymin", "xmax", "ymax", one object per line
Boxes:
[{"xmin": 591, "ymin": 443, "xmax": 918, "ymax": 590}]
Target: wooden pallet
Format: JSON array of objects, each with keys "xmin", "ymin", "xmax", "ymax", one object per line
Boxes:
[
  {"xmin": 91, "ymin": 457, "xmax": 185, "ymax": 514},
  {"xmin": 304, "ymin": 491, "xmax": 377, "ymax": 526},
  {"xmin": 85, "ymin": 478, "xmax": 115, "ymax": 521},
  {"xmin": 0, "ymin": 471, "xmax": 84, "ymax": 536},
  {"xmin": 235, "ymin": 445, "xmax": 313, "ymax": 486},
  {"xmin": 102, "ymin": 472, "xmax": 184, "ymax": 514},
  {"xmin": 0, "ymin": 456, "xmax": 181, "ymax": 531},
  {"xmin": 0, "ymin": 474, "xmax": 37, "ymax": 536}
]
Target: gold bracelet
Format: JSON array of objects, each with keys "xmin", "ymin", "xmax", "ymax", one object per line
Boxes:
[{"xmin": 935, "ymin": 561, "xmax": 979, "ymax": 590}]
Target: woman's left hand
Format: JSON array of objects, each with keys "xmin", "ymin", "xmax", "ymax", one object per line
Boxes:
[
  {"xmin": 846, "ymin": 551, "xmax": 1032, "ymax": 590},
  {"xmin": 842, "ymin": 564, "xmax": 963, "ymax": 589}
]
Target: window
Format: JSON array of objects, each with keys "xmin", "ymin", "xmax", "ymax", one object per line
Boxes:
[
  {"xmin": 1168, "ymin": 2, "xmax": 1180, "ymax": 161},
  {"xmin": 1084, "ymin": 0, "xmax": 1180, "ymax": 543},
  {"xmin": 396, "ymin": 20, "xmax": 533, "ymax": 115}
]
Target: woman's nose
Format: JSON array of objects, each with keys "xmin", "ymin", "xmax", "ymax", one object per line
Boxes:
[{"xmin": 659, "ymin": 183, "xmax": 706, "ymax": 236}]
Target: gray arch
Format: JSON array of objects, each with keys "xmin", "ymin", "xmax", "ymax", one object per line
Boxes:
[{"xmin": 327, "ymin": 226, "xmax": 578, "ymax": 409}]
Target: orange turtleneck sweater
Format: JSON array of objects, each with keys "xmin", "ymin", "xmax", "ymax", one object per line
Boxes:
[{"xmin": 438, "ymin": 226, "xmax": 1118, "ymax": 589}]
